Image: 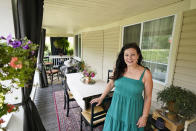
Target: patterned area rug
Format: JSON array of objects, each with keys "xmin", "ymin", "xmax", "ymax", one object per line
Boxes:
[{"xmin": 53, "ymin": 90, "xmax": 103, "ymax": 131}]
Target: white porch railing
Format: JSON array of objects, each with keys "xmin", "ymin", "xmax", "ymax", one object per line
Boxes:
[{"xmin": 48, "ymin": 55, "xmax": 71, "ymax": 68}]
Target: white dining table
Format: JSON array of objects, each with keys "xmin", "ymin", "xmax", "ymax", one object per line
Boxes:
[{"xmin": 66, "ymin": 72, "xmax": 109, "ymax": 110}]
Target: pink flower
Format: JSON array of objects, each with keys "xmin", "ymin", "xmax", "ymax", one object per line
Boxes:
[
  {"xmin": 83, "ymin": 70, "xmax": 95, "ymax": 78},
  {"xmin": 7, "ymin": 104, "xmax": 15, "ymax": 113},
  {"xmin": 9, "ymin": 57, "xmax": 22, "ymax": 69},
  {"xmin": 91, "ymin": 72, "xmax": 95, "ymax": 77}
]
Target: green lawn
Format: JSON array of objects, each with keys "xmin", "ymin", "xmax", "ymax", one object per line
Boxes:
[{"xmin": 142, "ymin": 49, "xmax": 169, "ymax": 64}]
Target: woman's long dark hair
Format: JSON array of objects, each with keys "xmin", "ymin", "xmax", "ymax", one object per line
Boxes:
[{"xmin": 113, "ymin": 42, "xmax": 143, "ymax": 80}]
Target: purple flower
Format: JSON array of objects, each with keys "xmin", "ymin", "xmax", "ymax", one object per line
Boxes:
[
  {"xmin": 11, "ymin": 40, "xmax": 22, "ymax": 48},
  {"xmin": 28, "ymin": 40, "xmax": 32, "ymax": 44},
  {"xmin": 6, "ymin": 34, "xmax": 13, "ymax": 44},
  {"xmin": 0, "ymin": 36, "xmax": 6, "ymax": 39},
  {"xmin": 85, "ymin": 72, "xmax": 89, "ymax": 77},
  {"xmin": 31, "ymin": 51, "xmax": 35, "ymax": 55},
  {"xmin": 22, "ymin": 45, "xmax": 29, "ymax": 49}
]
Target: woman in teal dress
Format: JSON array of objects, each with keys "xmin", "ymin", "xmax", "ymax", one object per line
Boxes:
[{"xmin": 91, "ymin": 43, "xmax": 153, "ymax": 131}]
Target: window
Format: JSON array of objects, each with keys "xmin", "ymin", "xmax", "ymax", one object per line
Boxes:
[
  {"xmin": 123, "ymin": 16, "xmax": 175, "ymax": 83},
  {"xmin": 123, "ymin": 23, "xmax": 141, "ymax": 45},
  {"xmin": 74, "ymin": 34, "xmax": 81, "ymax": 58}
]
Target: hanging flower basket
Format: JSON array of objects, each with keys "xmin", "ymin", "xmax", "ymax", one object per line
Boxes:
[{"xmin": 0, "ymin": 34, "xmax": 38, "ymax": 127}]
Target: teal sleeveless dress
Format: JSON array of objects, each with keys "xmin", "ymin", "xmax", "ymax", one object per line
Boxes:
[{"xmin": 103, "ymin": 69, "xmax": 146, "ymax": 131}]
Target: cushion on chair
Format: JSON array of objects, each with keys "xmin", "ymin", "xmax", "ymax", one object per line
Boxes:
[
  {"xmin": 46, "ymin": 69, "xmax": 59, "ymax": 74},
  {"xmin": 84, "ymin": 106, "xmax": 104, "ymax": 114},
  {"xmin": 67, "ymin": 90, "xmax": 74, "ymax": 99},
  {"xmin": 81, "ymin": 106, "xmax": 106, "ymax": 125},
  {"xmin": 81, "ymin": 97, "xmax": 112, "ymax": 129}
]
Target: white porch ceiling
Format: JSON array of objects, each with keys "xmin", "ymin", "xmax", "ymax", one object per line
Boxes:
[{"xmin": 43, "ymin": 0, "xmax": 182, "ymax": 36}]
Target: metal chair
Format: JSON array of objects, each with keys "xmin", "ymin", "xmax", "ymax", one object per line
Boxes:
[
  {"xmin": 62, "ymin": 76, "xmax": 77, "ymax": 117},
  {"xmin": 107, "ymin": 69, "xmax": 113, "ymax": 83},
  {"xmin": 45, "ymin": 62, "xmax": 60, "ymax": 85}
]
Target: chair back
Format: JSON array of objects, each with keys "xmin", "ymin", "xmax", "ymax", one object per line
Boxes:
[
  {"xmin": 90, "ymin": 97, "xmax": 112, "ymax": 126},
  {"xmin": 107, "ymin": 70, "xmax": 113, "ymax": 83},
  {"xmin": 43, "ymin": 56, "xmax": 49, "ymax": 62},
  {"xmin": 43, "ymin": 61, "xmax": 53, "ymax": 71},
  {"xmin": 62, "ymin": 76, "xmax": 69, "ymax": 91}
]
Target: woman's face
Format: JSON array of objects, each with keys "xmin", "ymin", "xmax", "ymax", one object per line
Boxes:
[{"xmin": 124, "ymin": 48, "xmax": 139, "ymax": 66}]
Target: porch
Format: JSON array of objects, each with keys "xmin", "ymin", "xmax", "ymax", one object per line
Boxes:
[{"xmin": 1, "ymin": 0, "xmax": 196, "ymax": 130}]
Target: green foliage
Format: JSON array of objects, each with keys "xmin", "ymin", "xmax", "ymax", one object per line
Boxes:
[
  {"xmin": 78, "ymin": 60, "xmax": 85, "ymax": 71},
  {"xmin": 68, "ymin": 48, "xmax": 73, "ymax": 56},
  {"xmin": 142, "ymin": 49, "xmax": 169, "ymax": 64},
  {"xmin": 0, "ymin": 39, "xmax": 38, "ymax": 87},
  {"xmin": 142, "ymin": 35, "xmax": 171, "ymax": 49},
  {"xmin": 53, "ymin": 38, "xmax": 70, "ymax": 52},
  {"xmin": 53, "ymin": 38, "xmax": 75, "ymax": 56},
  {"xmin": 44, "ymin": 45, "xmax": 51, "ymax": 56},
  {"xmin": 44, "ymin": 45, "xmax": 48, "ymax": 51},
  {"xmin": 157, "ymin": 85, "xmax": 196, "ymax": 119}
]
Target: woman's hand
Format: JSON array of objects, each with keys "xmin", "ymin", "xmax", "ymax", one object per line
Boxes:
[
  {"xmin": 90, "ymin": 97, "xmax": 103, "ymax": 106},
  {"xmin": 136, "ymin": 116, "xmax": 148, "ymax": 128}
]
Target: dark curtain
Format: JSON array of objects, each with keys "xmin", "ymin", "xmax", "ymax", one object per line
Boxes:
[
  {"xmin": 38, "ymin": 29, "xmax": 48, "ymax": 88},
  {"xmin": 50, "ymin": 37, "xmax": 68, "ymax": 55},
  {"xmin": 11, "ymin": 0, "xmax": 46, "ymax": 131}
]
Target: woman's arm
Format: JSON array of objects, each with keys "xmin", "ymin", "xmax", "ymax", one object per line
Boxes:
[
  {"xmin": 142, "ymin": 69, "xmax": 153, "ymax": 117},
  {"xmin": 137, "ymin": 69, "xmax": 153, "ymax": 128},
  {"xmin": 90, "ymin": 80, "xmax": 114, "ymax": 106}
]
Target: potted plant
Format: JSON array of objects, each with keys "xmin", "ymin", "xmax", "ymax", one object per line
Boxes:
[
  {"xmin": 83, "ymin": 69, "xmax": 95, "ymax": 82},
  {"xmin": 53, "ymin": 38, "xmax": 70, "ymax": 55},
  {"xmin": 157, "ymin": 85, "xmax": 196, "ymax": 120},
  {"xmin": 0, "ymin": 35, "xmax": 38, "ymax": 128},
  {"xmin": 67, "ymin": 48, "xmax": 73, "ymax": 56},
  {"xmin": 78, "ymin": 60, "xmax": 85, "ymax": 72},
  {"xmin": 81, "ymin": 63, "xmax": 96, "ymax": 84}
]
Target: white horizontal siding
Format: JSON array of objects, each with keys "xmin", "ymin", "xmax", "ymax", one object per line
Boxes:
[
  {"xmin": 181, "ymin": 31, "xmax": 196, "ymax": 39},
  {"xmin": 183, "ymin": 16, "xmax": 196, "ymax": 24},
  {"xmin": 177, "ymin": 53, "xmax": 196, "ymax": 61},
  {"xmin": 173, "ymin": 9, "xmax": 196, "ymax": 94},
  {"xmin": 176, "ymin": 60, "xmax": 196, "ymax": 69},
  {"xmin": 82, "ymin": 30, "xmax": 104, "ymax": 79},
  {"xmin": 103, "ymin": 27, "xmax": 120, "ymax": 81},
  {"xmin": 182, "ymin": 23, "xmax": 196, "ymax": 31},
  {"xmin": 81, "ymin": 27, "xmax": 120, "ymax": 81},
  {"xmin": 151, "ymin": 88, "xmax": 162, "ymax": 112},
  {"xmin": 175, "ymin": 66, "xmax": 196, "ymax": 77},
  {"xmin": 180, "ymin": 38, "xmax": 196, "ymax": 46},
  {"xmin": 183, "ymin": 9, "xmax": 196, "ymax": 17},
  {"xmin": 178, "ymin": 45, "xmax": 196, "ymax": 53}
]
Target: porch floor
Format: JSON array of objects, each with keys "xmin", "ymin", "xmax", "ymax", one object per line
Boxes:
[{"xmin": 34, "ymin": 81, "xmax": 63, "ymax": 131}]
